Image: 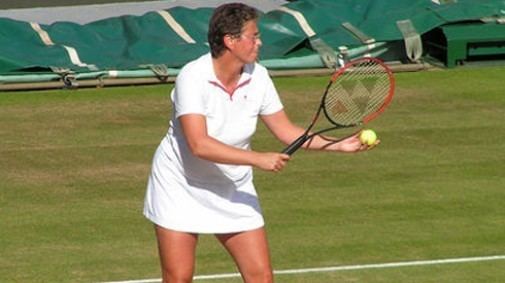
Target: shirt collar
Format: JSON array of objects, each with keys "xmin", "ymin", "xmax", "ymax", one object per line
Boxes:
[{"xmin": 205, "ymin": 53, "xmax": 254, "ymax": 98}]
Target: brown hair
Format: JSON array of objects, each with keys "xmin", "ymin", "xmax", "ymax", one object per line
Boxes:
[{"xmin": 207, "ymin": 3, "xmax": 258, "ymax": 58}]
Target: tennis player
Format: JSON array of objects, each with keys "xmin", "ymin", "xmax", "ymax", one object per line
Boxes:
[{"xmin": 143, "ymin": 3, "xmax": 367, "ymax": 282}]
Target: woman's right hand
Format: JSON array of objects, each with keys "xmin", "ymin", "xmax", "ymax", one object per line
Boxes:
[{"xmin": 254, "ymin": 152, "xmax": 290, "ymax": 173}]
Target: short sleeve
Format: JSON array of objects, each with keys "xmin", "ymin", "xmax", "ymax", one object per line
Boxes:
[
  {"xmin": 259, "ymin": 72, "xmax": 283, "ymax": 115},
  {"xmin": 172, "ymin": 64, "xmax": 206, "ymax": 119}
]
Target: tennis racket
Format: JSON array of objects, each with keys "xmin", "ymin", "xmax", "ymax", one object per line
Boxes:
[{"xmin": 282, "ymin": 57, "xmax": 395, "ymax": 155}]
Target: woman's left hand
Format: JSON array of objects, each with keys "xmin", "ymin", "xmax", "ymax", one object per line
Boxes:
[{"xmin": 334, "ymin": 132, "xmax": 380, "ymax": 152}]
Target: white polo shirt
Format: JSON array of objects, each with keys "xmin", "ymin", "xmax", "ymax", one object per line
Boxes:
[{"xmin": 144, "ymin": 53, "xmax": 283, "ymax": 233}]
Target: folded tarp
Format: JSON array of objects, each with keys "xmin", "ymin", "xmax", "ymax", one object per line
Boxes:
[{"xmin": 1, "ymin": 0, "xmax": 504, "ymax": 78}]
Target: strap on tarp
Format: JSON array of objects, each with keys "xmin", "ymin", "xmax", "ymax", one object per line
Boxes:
[
  {"xmin": 431, "ymin": 0, "xmax": 457, "ymax": 5},
  {"xmin": 309, "ymin": 37, "xmax": 338, "ymax": 68},
  {"xmin": 481, "ymin": 16, "xmax": 505, "ymax": 24},
  {"xmin": 50, "ymin": 66, "xmax": 78, "ymax": 88},
  {"xmin": 156, "ymin": 10, "xmax": 196, "ymax": 44},
  {"xmin": 276, "ymin": 6, "xmax": 316, "ymax": 37},
  {"xmin": 62, "ymin": 45, "xmax": 98, "ymax": 71},
  {"xmin": 396, "ymin": 19, "xmax": 422, "ymax": 62},
  {"xmin": 142, "ymin": 64, "xmax": 170, "ymax": 81},
  {"xmin": 30, "ymin": 21, "xmax": 98, "ymax": 71},
  {"xmin": 30, "ymin": 22, "xmax": 54, "ymax": 45},
  {"xmin": 276, "ymin": 6, "xmax": 337, "ymax": 69},
  {"xmin": 341, "ymin": 22, "xmax": 375, "ymax": 45}
]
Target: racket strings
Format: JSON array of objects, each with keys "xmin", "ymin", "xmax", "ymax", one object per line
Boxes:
[{"xmin": 325, "ymin": 60, "xmax": 390, "ymax": 125}]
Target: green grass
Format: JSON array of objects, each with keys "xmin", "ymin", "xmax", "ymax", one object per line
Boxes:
[{"xmin": 1, "ymin": 66, "xmax": 505, "ymax": 282}]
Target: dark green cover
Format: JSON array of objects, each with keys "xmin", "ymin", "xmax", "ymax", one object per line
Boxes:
[{"xmin": 0, "ymin": 0, "xmax": 504, "ymax": 76}]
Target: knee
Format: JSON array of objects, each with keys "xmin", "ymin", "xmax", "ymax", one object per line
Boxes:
[
  {"xmin": 260, "ymin": 269, "xmax": 274, "ymax": 283},
  {"xmin": 161, "ymin": 270, "xmax": 193, "ymax": 283},
  {"xmin": 243, "ymin": 267, "xmax": 274, "ymax": 283}
]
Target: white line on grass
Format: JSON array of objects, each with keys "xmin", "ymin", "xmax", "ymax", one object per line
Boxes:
[{"xmin": 101, "ymin": 254, "xmax": 505, "ymax": 283}]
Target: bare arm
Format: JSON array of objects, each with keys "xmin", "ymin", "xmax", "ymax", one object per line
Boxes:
[
  {"xmin": 261, "ymin": 109, "xmax": 370, "ymax": 152},
  {"xmin": 179, "ymin": 114, "xmax": 290, "ymax": 172}
]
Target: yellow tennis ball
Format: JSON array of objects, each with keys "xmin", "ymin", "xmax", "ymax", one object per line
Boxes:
[{"xmin": 360, "ymin": 129, "xmax": 377, "ymax": 145}]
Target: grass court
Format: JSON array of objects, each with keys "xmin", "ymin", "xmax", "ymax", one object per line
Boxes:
[{"xmin": 1, "ymin": 65, "xmax": 504, "ymax": 282}]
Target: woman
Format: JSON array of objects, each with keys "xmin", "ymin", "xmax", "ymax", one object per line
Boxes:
[{"xmin": 144, "ymin": 3, "xmax": 371, "ymax": 282}]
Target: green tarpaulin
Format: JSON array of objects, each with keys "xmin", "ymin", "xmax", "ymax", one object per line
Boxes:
[{"xmin": 1, "ymin": 0, "xmax": 505, "ymax": 87}]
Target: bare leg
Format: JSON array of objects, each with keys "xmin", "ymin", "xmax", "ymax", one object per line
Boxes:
[
  {"xmin": 216, "ymin": 227, "xmax": 273, "ymax": 283},
  {"xmin": 155, "ymin": 225, "xmax": 198, "ymax": 283}
]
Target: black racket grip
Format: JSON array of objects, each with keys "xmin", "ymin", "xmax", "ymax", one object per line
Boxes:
[{"xmin": 282, "ymin": 135, "xmax": 310, "ymax": 155}]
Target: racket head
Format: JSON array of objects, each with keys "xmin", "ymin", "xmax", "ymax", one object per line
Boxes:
[{"xmin": 322, "ymin": 57, "xmax": 395, "ymax": 127}]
